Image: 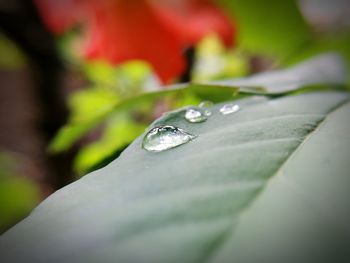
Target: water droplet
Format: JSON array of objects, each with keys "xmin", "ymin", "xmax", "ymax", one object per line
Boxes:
[
  {"xmin": 185, "ymin": 108, "xmax": 208, "ymax": 123},
  {"xmin": 142, "ymin": 125, "xmax": 196, "ymax": 152},
  {"xmin": 199, "ymin": 100, "xmax": 213, "ymax": 108},
  {"xmin": 220, "ymin": 104, "xmax": 240, "ymax": 115},
  {"xmin": 198, "ymin": 101, "xmax": 213, "ymax": 117}
]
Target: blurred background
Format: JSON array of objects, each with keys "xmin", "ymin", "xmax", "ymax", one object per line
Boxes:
[{"xmin": 0, "ymin": 0, "xmax": 349, "ymax": 232}]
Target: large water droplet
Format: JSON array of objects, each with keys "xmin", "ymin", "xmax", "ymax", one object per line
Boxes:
[
  {"xmin": 142, "ymin": 125, "xmax": 196, "ymax": 152},
  {"xmin": 185, "ymin": 108, "xmax": 208, "ymax": 123},
  {"xmin": 220, "ymin": 104, "xmax": 240, "ymax": 115}
]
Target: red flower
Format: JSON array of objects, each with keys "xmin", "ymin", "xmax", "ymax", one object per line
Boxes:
[{"xmin": 35, "ymin": 0, "xmax": 235, "ymax": 83}]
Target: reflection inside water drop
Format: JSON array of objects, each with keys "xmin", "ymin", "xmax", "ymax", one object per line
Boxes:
[
  {"xmin": 185, "ymin": 108, "xmax": 208, "ymax": 123},
  {"xmin": 142, "ymin": 125, "xmax": 196, "ymax": 152},
  {"xmin": 199, "ymin": 101, "xmax": 213, "ymax": 117},
  {"xmin": 199, "ymin": 101, "xmax": 213, "ymax": 108},
  {"xmin": 220, "ymin": 104, "xmax": 240, "ymax": 115}
]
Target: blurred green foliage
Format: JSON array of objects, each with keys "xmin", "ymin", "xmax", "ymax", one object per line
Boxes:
[
  {"xmin": 218, "ymin": 0, "xmax": 312, "ymax": 60},
  {"xmin": 0, "ymin": 34, "xmax": 26, "ymax": 69},
  {"xmin": 286, "ymin": 32, "xmax": 350, "ymax": 82},
  {"xmin": 49, "ymin": 60, "xmax": 152, "ymax": 155},
  {"xmin": 193, "ymin": 34, "xmax": 248, "ymax": 81},
  {"xmin": 74, "ymin": 115, "xmax": 147, "ymax": 174},
  {"xmin": 0, "ymin": 152, "xmax": 40, "ymax": 233}
]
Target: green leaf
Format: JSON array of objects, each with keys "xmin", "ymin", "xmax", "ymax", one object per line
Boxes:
[
  {"xmin": 1, "ymin": 89, "xmax": 349, "ymax": 262},
  {"xmin": 0, "ymin": 153, "xmax": 39, "ymax": 233},
  {"xmin": 83, "ymin": 60, "xmax": 153, "ymax": 96},
  {"xmin": 74, "ymin": 116, "xmax": 147, "ymax": 175},
  {"xmin": 0, "ymin": 34, "xmax": 27, "ymax": 69},
  {"xmin": 218, "ymin": 0, "xmax": 312, "ymax": 59},
  {"xmin": 284, "ymin": 33, "xmax": 350, "ymax": 83}
]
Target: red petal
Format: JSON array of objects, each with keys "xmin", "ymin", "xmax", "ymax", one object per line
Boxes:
[
  {"xmin": 35, "ymin": 0, "xmax": 235, "ymax": 83},
  {"xmin": 155, "ymin": 0, "xmax": 235, "ymax": 47},
  {"xmin": 83, "ymin": 1, "xmax": 186, "ymax": 83}
]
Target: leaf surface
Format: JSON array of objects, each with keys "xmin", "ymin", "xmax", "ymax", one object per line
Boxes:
[{"xmin": 1, "ymin": 90, "xmax": 349, "ymax": 263}]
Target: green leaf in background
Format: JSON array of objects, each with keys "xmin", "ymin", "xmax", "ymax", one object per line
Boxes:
[
  {"xmin": 69, "ymin": 87, "xmax": 120, "ymax": 124},
  {"xmin": 1, "ymin": 53, "xmax": 349, "ymax": 262},
  {"xmin": 0, "ymin": 34, "xmax": 26, "ymax": 69},
  {"xmin": 0, "ymin": 152, "xmax": 39, "ymax": 233},
  {"xmin": 83, "ymin": 60, "xmax": 153, "ymax": 96},
  {"xmin": 218, "ymin": 0, "xmax": 312, "ymax": 59},
  {"xmin": 74, "ymin": 116, "xmax": 147, "ymax": 175},
  {"xmin": 285, "ymin": 33, "xmax": 350, "ymax": 82}
]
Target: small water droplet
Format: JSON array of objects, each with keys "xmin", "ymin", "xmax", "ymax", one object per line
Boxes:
[
  {"xmin": 185, "ymin": 108, "xmax": 208, "ymax": 123},
  {"xmin": 142, "ymin": 125, "xmax": 196, "ymax": 152},
  {"xmin": 198, "ymin": 101, "xmax": 213, "ymax": 117},
  {"xmin": 199, "ymin": 101, "xmax": 213, "ymax": 108},
  {"xmin": 220, "ymin": 104, "xmax": 240, "ymax": 115}
]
